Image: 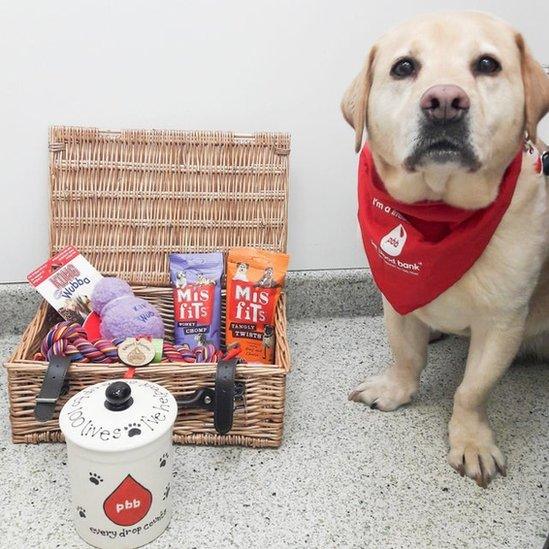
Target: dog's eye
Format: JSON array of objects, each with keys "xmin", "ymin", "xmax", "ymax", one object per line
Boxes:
[
  {"xmin": 391, "ymin": 57, "xmax": 417, "ymax": 78},
  {"xmin": 475, "ymin": 55, "xmax": 501, "ymax": 75}
]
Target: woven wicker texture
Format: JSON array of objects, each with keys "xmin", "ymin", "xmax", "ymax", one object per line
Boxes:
[
  {"xmin": 7, "ymin": 294, "xmax": 289, "ymax": 447},
  {"xmin": 6, "ymin": 126, "xmax": 291, "ymax": 447},
  {"xmin": 49, "ymin": 127, "xmax": 290, "ymax": 285}
]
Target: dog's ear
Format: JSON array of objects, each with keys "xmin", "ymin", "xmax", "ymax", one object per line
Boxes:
[
  {"xmin": 341, "ymin": 47, "xmax": 377, "ymax": 153},
  {"xmin": 515, "ymin": 34, "xmax": 549, "ymax": 142}
]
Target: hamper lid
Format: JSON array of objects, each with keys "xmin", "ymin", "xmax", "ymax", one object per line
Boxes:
[
  {"xmin": 48, "ymin": 127, "xmax": 290, "ymax": 285},
  {"xmin": 59, "ymin": 378, "xmax": 178, "ymax": 452}
]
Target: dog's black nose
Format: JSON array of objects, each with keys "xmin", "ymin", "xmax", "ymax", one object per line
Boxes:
[{"xmin": 420, "ymin": 84, "xmax": 470, "ymax": 123}]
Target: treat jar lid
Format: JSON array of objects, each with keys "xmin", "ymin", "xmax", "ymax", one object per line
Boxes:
[{"xmin": 59, "ymin": 379, "xmax": 178, "ymax": 453}]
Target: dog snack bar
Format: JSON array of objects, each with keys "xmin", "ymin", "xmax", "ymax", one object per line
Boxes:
[
  {"xmin": 226, "ymin": 247, "xmax": 289, "ymax": 364},
  {"xmin": 169, "ymin": 252, "xmax": 224, "ymax": 349}
]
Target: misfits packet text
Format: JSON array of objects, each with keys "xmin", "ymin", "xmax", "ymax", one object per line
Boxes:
[{"xmin": 225, "ymin": 248, "xmax": 289, "ymax": 364}]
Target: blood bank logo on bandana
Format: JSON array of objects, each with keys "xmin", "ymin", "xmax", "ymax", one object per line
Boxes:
[
  {"xmin": 380, "ymin": 224, "xmax": 408, "ymax": 257},
  {"xmin": 357, "ymin": 144, "xmax": 522, "ymax": 315}
]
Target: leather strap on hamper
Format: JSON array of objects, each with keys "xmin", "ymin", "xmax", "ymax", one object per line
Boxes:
[
  {"xmin": 214, "ymin": 359, "xmax": 237, "ymax": 435},
  {"xmin": 34, "ymin": 356, "xmax": 71, "ymax": 422}
]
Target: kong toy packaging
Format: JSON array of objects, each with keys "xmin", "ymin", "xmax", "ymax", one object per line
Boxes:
[
  {"xmin": 6, "ymin": 126, "xmax": 291, "ymax": 449},
  {"xmin": 27, "ymin": 245, "xmax": 103, "ymax": 325}
]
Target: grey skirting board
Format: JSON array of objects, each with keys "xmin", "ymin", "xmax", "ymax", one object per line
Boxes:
[{"xmin": 0, "ymin": 269, "xmax": 382, "ymax": 336}]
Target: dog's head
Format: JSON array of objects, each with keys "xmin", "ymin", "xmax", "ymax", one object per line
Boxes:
[
  {"xmin": 236, "ymin": 262, "xmax": 249, "ymax": 273},
  {"xmin": 342, "ymin": 12, "xmax": 548, "ymax": 181}
]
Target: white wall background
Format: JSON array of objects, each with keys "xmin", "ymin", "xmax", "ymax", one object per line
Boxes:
[{"xmin": 1, "ymin": 0, "xmax": 547, "ymax": 282}]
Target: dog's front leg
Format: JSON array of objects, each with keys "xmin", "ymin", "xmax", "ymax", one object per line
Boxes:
[
  {"xmin": 349, "ymin": 298, "xmax": 430, "ymax": 410},
  {"xmin": 447, "ymin": 314, "xmax": 526, "ymax": 487}
]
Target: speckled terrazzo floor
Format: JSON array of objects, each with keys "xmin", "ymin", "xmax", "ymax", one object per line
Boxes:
[{"xmin": 1, "ymin": 317, "xmax": 548, "ymax": 548}]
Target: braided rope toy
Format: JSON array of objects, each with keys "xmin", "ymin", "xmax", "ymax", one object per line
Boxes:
[
  {"xmin": 161, "ymin": 342, "xmax": 224, "ymax": 363},
  {"xmin": 35, "ymin": 321, "xmax": 229, "ymax": 364},
  {"xmin": 35, "ymin": 322, "xmax": 122, "ymax": 363}
]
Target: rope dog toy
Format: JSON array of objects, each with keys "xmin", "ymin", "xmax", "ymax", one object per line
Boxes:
[
  {"xmin": 161, "ymin": 342, "xmax": 224, "ymax": 364},
  {"xmin": 35, "ymin": 322, "xmax": 123, "ymax": 363},
  {"xmin": 35, "ymin": 321, "xmax": 239, "ymax": 364}
]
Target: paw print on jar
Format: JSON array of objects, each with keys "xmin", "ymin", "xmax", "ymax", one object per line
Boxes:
[
  {"xmin": 89, "ymin": 472, "xmax": 103, "ymax": 485},
  {"xmin": 124, "ymin": 422, "xmax": 142, "ymax": 437}
]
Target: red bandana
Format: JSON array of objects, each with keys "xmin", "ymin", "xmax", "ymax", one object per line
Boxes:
[{"xmin": 357, "ymin": 144, "xmax": 522, "ymax": 315}]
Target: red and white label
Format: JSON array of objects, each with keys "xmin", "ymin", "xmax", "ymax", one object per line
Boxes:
[
  {"xmin": 228, "ymin": 281, "xmax": 275, "ymax": 334},
  {"xmin": 380, "ymin": 224, "xmax": 407, "ymax": 257},
  {"xmin": 103, "ymin": 475, "xmax": 152, "ymax": 526},
  {"xmin": 173, "ymin": 284, "xmax": 214, "ymax": 324},
  {"xmin": 27, "ymin": 246, "xmax": 81, "ymax": 287}
]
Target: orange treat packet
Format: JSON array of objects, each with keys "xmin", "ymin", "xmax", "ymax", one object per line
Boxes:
[{"xmin": 226, "ymin": 248, "xmax": 289, "ymax": 364}]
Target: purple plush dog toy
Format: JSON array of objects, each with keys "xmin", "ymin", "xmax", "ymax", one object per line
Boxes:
[{"xmin": 91, "ymin": 277, "xmax": 165, "ymax": 340}]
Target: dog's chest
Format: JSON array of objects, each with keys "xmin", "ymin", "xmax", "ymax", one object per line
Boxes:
[{"xmin": 413, "ymin": 169, "xmax": 548, "ymax": 333}]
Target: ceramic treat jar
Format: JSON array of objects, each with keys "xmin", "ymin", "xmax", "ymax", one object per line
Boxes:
[{"xmin": 59, "ymin": 379, "xmax": 178, "ymax": 548}]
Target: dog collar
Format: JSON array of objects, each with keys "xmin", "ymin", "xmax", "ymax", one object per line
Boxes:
[{"xmin": 524, "ymin": 137, "xmax": 549, "ymax": 175}]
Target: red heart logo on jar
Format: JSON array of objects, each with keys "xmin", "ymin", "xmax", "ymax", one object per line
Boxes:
[{"xmin": 103, "ymin": 474, "xmax": 152, "ymax": 526}]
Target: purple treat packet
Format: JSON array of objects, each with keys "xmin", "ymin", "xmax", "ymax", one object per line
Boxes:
[{"xmin": 169, "ymin": 253, "xmax": 224, "ymax": 349}]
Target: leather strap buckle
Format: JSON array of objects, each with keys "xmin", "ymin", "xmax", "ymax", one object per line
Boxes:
[
  {"xmin": 176, "ymin": 359, "xmax": 242, "ymax": 435},
  {"xmin": 34, "ymin": 356, "xmax": 71, "ymax": 422}
]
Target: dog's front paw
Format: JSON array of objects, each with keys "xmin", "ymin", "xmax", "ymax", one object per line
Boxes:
[
  {"xmin": 447, "ymin": 414, "xmax": 506, "ymax": 488},
  {"xmin": 348, "ymin": 367, "xmax": 419, "ymax": 411}
]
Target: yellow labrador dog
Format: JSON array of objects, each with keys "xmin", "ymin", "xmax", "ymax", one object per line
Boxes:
[{"xmin": 342, "ymin": 12, "xmax": 548, "ymax": 487}]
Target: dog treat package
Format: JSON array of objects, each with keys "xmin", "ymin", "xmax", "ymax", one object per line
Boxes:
[
  {"xmin": 169, "ymin": 253, "xmax": 224, "ymax": 349},
  {"xmin": 226, "ymin": 248, "xmax": 289, "ymax": 364}
]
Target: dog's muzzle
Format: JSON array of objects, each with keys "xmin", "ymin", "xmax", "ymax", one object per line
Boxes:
[
  {"xmin": 404, "ymin": 84, "xmax": 480, "ymax": 171},
  {"xmin": 404, "ymin": 116, "xmax": 480, "ymax": 172}
]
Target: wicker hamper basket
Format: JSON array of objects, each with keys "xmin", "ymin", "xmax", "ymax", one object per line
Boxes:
[{"xmin": 5, "ymin": 126, "xmax": 291, "ymax": 447}]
